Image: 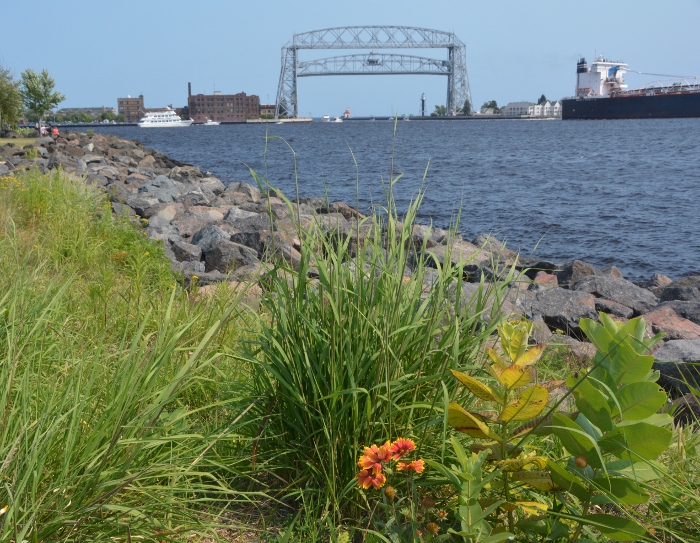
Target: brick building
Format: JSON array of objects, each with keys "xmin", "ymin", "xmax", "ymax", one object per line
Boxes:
[
  {"xmin": 117, "ymin": 95, "xmax": 145, "ymax": 123},
  {"xmin": 260, "ymin": 104, "xmax": 275, "ymax": 117},
  {"xmin": 187, "ymin": 83, "xmax": 260, "ymax": 122}
]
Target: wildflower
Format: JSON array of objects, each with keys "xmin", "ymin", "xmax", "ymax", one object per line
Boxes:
[
  {"xmin": 389, "ymin": 437, "xmax": 416, "ymax": 460},
  {"xmin": 420, "ymin": 496, "xmax": 435, "ymax": 509},
  {"xmin": 144, "ymin": 251, "xmax": 149, "ymax": 256},
  {"xmin": 384, "ymin": 486, "xmax": 396, "ymax": 500},
  {"xmin": 356, "ymin": 468, "xmax": 386, "ymax": 490},
  {"xmin": 0, "ymin": 505, "xmax": 7, "ymax": 516},
  {"xmin": 426, "ymin": 522, "xmax": 440, "ymax": 535},
  {"xmin": 397, "ymin": 459, "xmax": 425, "ymax": 474},
  {"xmin": 358, "ymin": 441, "xmax": 392, "ymax": 472},
  {"xmin": 437, "ymin": 509, "xmax": 447, "ymax": 519}
]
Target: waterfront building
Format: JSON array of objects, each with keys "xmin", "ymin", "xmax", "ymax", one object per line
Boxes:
[
  {"xmin": 187, "ymin": 83, "xmax": 260, "ymax": 122},
  {"xmin": 118, "ymin": 95, "xmax": 145, "ymax": 123},
  {"xmin": 260, "ymin": 104, "xmax": 276, "ymax": 117},
  {"xmin": 501, "ymin": 100, "xmax": 562, "ymax": 117},
  {"xmin": 501, "ymin": 101, "xmax": 535, "ymax": 116}
]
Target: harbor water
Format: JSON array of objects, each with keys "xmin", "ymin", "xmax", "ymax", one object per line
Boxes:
[{"xmin": 93, "ymin": 119, "xmax": 700, "ymax": 280}]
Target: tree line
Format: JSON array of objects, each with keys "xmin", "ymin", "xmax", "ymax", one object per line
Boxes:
[{"xmin": 0, "ymin": 66, "xmax": 66, "ymax": 133}]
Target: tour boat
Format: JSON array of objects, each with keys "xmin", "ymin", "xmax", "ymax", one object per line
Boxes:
[
  {"xmin": 201, "ymin": 118, "xmax": 220, "ymax": 126},
  {"xmin": 332, "ymin": 117, "xmax": 343, "ymax": 122},
  {"xmin": 322, "ymin": 114, "xmax": 330, "ymax": 122},
  {"xmin": 137, "ymin": 107, "xmax": 193, "ymax": 128}
]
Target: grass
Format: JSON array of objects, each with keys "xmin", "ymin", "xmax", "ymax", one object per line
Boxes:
[
  {"xmin": 2, "ymin": 165, "xmax": 700, "ymax": 542},
  {"xmin": 0, "ymin": 137, "xmax": 37, "ymax": 147}
]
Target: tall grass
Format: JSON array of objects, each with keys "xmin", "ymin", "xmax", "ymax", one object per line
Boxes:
[
  {"xmin": 0, "ymin": 169, "xmax": 256, "ymax": 542},
  {"xmin": 236, "ymin": 169, "xmax": 517, "ymax": 525}
]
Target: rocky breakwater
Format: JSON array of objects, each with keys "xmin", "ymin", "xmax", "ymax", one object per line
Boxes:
[{"xmin": 2, "ymin": 132, "xmax": 699, "ymax": 404}]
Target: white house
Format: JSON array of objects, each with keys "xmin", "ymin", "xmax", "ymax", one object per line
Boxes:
[{"xmin": 501, "ymin": 101, "xmax": 535, "ymax": 116}]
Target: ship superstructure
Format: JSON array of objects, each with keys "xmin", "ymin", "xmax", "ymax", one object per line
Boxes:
[{"xmin": 575, "ymin": 56, "xmax": 628, "ymax": 98}]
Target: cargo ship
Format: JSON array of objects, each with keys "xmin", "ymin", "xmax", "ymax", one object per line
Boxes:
[{"xmin": 562, "ymin": 56, "xmax": 700, "ymax": 120}]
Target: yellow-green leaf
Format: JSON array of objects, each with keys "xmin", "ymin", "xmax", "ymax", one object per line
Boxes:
[
  {"xmin": 447, "ymin": 402, "xmax": 495, "ymax": 440},
  {"xmin": 487, "ymin": 347, "xmax": 509, "ymax": 369},
  {"xmin": 499, "ymin": 385, "xmax": 549, "ymax": 422},
  {"xmin": 498, "ymin": 364, "xmax": 533, "ymax": 389},
  {"xmin": 497, "ymin": 452, "xmax": 548, "ymax": 472},
  {"xmin": 450, "ymin": 370, "xmax": 501, "ymax": 403},
  {"xmin": 515, "ymin": 501, "xmax": 548, "ymax": 515},
  {"xmin": 510, "ymin": 470, "xmax": 560, "ymax": 492},
  {"xmin": 514, "ymin": 343, "xmax": 546, "ymax": 368}
]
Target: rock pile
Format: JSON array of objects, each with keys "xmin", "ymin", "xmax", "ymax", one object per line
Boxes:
[{"xmin": 2, "ymin": 131, "xmax": 699, "ymax": 399}]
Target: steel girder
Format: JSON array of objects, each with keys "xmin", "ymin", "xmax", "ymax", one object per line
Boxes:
[
  {"xmin": 297, "ymin": 53, "xmax": 452, "ymax": 77},
  {"xmin": 275, "ymin": 26, "xmax": 471, "ymax": 118}
]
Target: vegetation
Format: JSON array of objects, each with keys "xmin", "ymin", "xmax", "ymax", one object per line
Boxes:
[
  {"xmin": 431, "ymin": 105, "xmax": 447, "ymax": 116},
  {"xmin": 461, "ymin": 99, "xmax": 472, "ymax": 116},
  {"xmin": 19, "ymin": 69, "xmax": 65, "ymax": 127},
  {"xmin": 537, "ymin": 94, "xmax": 548, "ymax": 105},
  {"xmin": 481, "ymin": 100, "xmax": 499, "ymax": 113},
  {"xmin": 0, "ymin": 65, "xmax": 23, "ymax": 132},
  {"xmin": 1, "ymin": 160, "xmax": 699, "ymax": 542}
]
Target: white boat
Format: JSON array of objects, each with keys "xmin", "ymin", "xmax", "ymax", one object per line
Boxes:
[
  {"xmin": 322, "ymin": 114, "xmax": 330, "ymax": 122},
  {"xmin": 137, "ymin": 107, "xmax": 193, "ymax": 128},
  {"xmin": 332, "ymin": 116, "xmax": 343, "ymax": 123},
  {"xmin": 202, "ymin": 118, "xmax": 220, "ymax": 126}
]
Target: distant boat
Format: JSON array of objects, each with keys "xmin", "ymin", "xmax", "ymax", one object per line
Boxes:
[
  {"xmin": 403, "ymin": 116, "xmax": 410, "ymax": 121},
  {"xmin": 322, "ymin": 114, "xmax": 331, "ymax": 122},
  {"xmin": 332, "ymin": 116, "xmax": 343, "ymax": 123},
  {"xmin": 138, "ymin": 107, "xmax": 193, "ymax": 128},
  {"xmin": 201, "ymin": 118, "xmax": 220, "ymax": 126}
]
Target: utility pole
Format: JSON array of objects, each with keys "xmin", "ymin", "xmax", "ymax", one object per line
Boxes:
[{"xmin": 421, "ymin": 93, "xmax": 426, "ymax": 117}]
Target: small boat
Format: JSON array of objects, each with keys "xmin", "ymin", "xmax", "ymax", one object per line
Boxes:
[
  {"xmin": 403, "ymin": 116, "xmax": 410, "ymax": 121},
  {"xmin": 138, "ymin": 107, "xmax": 193, "ymax": 128},
  {"xmin": 202, "ymin": 118, "xmax": 220, "ymax": 126},
  {"xmin": 322, "ymin": 114, "xmax": 330, "ymax": 122},
  {"xmin": 332, "ymin": 116, "xmax": 343, "ymax": 123}
]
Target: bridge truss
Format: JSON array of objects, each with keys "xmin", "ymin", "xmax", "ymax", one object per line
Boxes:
[{"xmin": 275, "ymin": 26, "xmax": 471, "ymax": 118}]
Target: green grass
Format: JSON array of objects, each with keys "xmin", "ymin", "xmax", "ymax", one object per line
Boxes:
[{"xmin": 0, "ymin": 137, "xmax": 36, "ymax": 147}]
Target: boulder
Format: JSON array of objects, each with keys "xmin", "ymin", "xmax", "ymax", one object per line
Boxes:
[
  {"xmin": 659, "ymin": 286, "xmax": 700, "ymax": 303},
  {"xmin": 148, "ymin": 204, "xmax": 180, "ymax": 228},
  {"xmin": 670, "ymin": 393, "xmax": 700, "ymax": 426},
  {"xmin": 657, "ymin": 301, "xmax": 700, "ymax": 326},
  {"xmin": 637, "ymin": 273, "xmax": 674, "ymax": 297},
  {"xmin": 594, "ymin": 298, "xmax": 634, "ymax": 320},
  {"xmin": 204, "ymin": 239, "xmax": 259, "ymax": 273},
  {"xmin": 172, "ymin": 241, "xmax": 203, "ymax": 262},
  {"xmin": 146, "ymin": 224, "xmax": 182, "ymax": 244},
  {"xmin": 573, "ymin": 275, "xmax": 658, "ymax": 316},
  {"xmin": 554, "ymin": 260, "xmax": 602, "ymax": 288},
  {"xmin": 175, "ymin": 189, "xmax": 210, "ymax": 207},
  {"xmin": 198, "ymin": 176, "xmax": 226, "ymax": 195},
  {"xmin": 642, "ymin": 306, "xmax": 700, "ymax": 340},
  {"xmin": 138, "ymin": 175, "xmax": 179, "ymax": 202},
  {"xmin": 553, "ymin": 334, "xmax": 597, "ymax": 360},
  {"xmin": 169, "ymin": 165, "xmax": 202, "ymax": 183},
  {"xmin": 472, "ymin": 234, "xmax": 518, "ymax": 264},
  {"xmin": 191, "ymin": 224, "xmax": 232, "ymax": 252},
  {"xmin": 653, "ymin": 339, "xmax": 700, "ymax": 396},
  {"xmin": 126, "ymin": 195, "xmax": 160, "ymax": 216},
  {"xmin": 523, "ymin": 287, "xmax": 598, "ymax": 338},
  {"xmin": 170, "ymin": 214, "xmax": 211, "ymax": 239}
]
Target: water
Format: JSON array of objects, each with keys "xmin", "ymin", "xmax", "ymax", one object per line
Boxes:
[{"xmin": 92, "ymin": 119, "xmax": 700, "ymax": 280}]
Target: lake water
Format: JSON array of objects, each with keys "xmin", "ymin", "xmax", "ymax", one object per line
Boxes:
[{"xmin": 92, "ymin": 119, "xmax": 700, "ymax": 281}]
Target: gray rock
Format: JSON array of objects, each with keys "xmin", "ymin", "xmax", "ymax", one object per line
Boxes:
[
  {"xmin": 573, "ymin": 275, "xmax": 658, "ymax": 316},
  {"xmin": 594, "ymin": 298, "xmax": 635, "ymax": 319},
  {"xmin": 191, "ymin": 224, "xmax": 231, "ymax": 252},
  {"xmin": 170, "ymin": 214, "xmax": 211, "ymax": 239},
  {"xmin": 660, "ymin": 286, "xmax": 700, "ymax": 303},
  {"xmin": 653, "ymin": 339, "xmax": 700, "ymax": 397},
  {"xmin": 126, "ymin": 195, "xmax": 160, "ymax": 216},
  {"xmin": 657, "ymin": 301, "xmax": 700, "ymax": 325},
  {"xmin": 199, "ymin": 176, "xmax": 226, "ymax": 195},
  {"xmin": 175, "ymin": 189, "xmax": 210, "ymax": 207},
  {"xmin": 172, "ymin": 241, "xmax": 203, "ymax": 262},
  {"xmin": 554, "ymin": 260, "xmax": 602, "ymax": 288},
  {"xmin": 111, "ymin": 202, "xmax": 135, "ymax": 217},
  {"xmin": 226, "ymin": 182, "xmax": 261, "ymax": 203},
  {"xmin": 169, "ymin": 165, "xmax": 202, "ymax": 183},
  {"xmin": 670, "ymin": 393, "xmax": 700, "ymax": 426},
  {"xmin": 524, "ymin": 287, "xmax": 598, "ymax": 338},
  {"xmin": 146, "ymin": 224, "xmax": 182, "ymax": 244},
  {"xmin": 472, "ymin": 234, "xmax": 518, "ymax": 264},
  {"xmin": 148, "ymin": 204, "xmax": 179, "ymax": 228},
  {"xmin": 138, "ymin": 175, "xmax": 178, "ymax": 202},
  {"xmin": 204, "ymin": 239, "xmax": 259, "ymax": 273}
]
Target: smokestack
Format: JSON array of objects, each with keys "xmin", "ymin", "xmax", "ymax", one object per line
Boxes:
[{"xmin": 188, "ymin": 82, "xmax": 191, "ymax": 97}]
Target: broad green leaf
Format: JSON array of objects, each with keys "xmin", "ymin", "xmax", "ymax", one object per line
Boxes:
[
  {"xmin": 499, "ymin": 385, "xmax": 548, "ymax": 422},
  {"xmin": 606, "ymin": 459, "xmax": 665, "ymax": 482},
  {"xmin": 591, "ymin": 477, "xmax": 649, "ymax": 505},
  {"xmin": 614, "ymin": 381, "xmax": 667, "ymax": 420},
  {"xmin": 450, "ymin": 370, "xmax": 501, "ymax": 403},
  {"xmin": 580, "ymin": 318, "xmax": 616, "ymax": 356},
  {"xmin": 568, "ymin": 374, "xmax": 612, "ymax": 432},
  {"xmin": 510, "ymin": 470, "xmax": 560, "ymax": 491},
  {"xmin": 599, "ymin": 421, "xmax": 672, "ymax": 462},
  {"xmin": 447, "ymin": 402, "xmax": 494, "ymax": 440},
  {"xmin": 499, "ymin": 320, "xmax": 531, "ymax": 363},
  {"xmin": 550, "ymin": 413, "xmax": 603, "ymax": 469},
  {"xmin": 514, "ymin": 343, "xmax": 546, "ymax": 368},
  {"xmin": 582, "ymin": 514, "xmax": 646, "ymax": 541},
  {"xmin": 548, "ymin": 460, "xmax": 591, "ymax": 501}
]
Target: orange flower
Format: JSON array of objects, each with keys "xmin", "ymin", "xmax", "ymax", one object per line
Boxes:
[
  {"xmin": 356, "ymin": 468, "xmax": 387, "ymax": 490},
  {"xmin": 357, "ymin": 441, "xmax": 392, "ymax": 472},
  {"xmin": 426, "ymin": 522, "xmax": 440, "ymax": 535},
  {"xmin": 389, "ymin": 438, "xmax": 416, "ymax": 460},
  {"xmin": 397, "ymin": 459, "xmax": 425, "ymax": 474}
]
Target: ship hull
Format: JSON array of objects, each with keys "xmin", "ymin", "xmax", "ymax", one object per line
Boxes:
[{"xmin": 562, "ymin": 92, "xmax": 700, "ymax": 120}]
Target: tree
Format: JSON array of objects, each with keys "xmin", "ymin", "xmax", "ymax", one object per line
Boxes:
[
  {"xmin": 0, "ymin": 65, "xmax": 23, "ymax": 133},
  {"xmin": 461, "ymin": 99, "xmax": 472, "ymax": 116},
  {"xmin": 537, "ymin": 94, "xmax": 547, "ymax": 105},
  {"xmin": 431, "ymin": 104, "xmax": 447, "ymax": 116},
  {"xmin": 20, "ymin": 69, "xmax": 65, "ymax": 126}
]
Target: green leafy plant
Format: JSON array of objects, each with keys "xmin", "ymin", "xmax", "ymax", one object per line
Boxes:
[
  {"xmin": 545, "ymin": 314, "xmax": 669, "ymax": 541},
  {"xmin": 24, "ymin": 147, "xmax": 38, "ymax": 159}
]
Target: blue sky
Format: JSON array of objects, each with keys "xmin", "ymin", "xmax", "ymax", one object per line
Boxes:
[{"xmin": 2, "ymin": 0, "xmax": 699, "ymax": 117}]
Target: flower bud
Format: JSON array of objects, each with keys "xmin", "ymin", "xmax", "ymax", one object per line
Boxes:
[
  {"xmin": 574, "ymin": 455, "xmax": 588, "ymax": 468},
  {"xmin": 383, "ymin": 486, "xmax": 396, "ymax": 500}
]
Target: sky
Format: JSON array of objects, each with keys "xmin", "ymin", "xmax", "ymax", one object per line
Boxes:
[{"xmin": 2, "ymin": 0, "xmax": 699, "ymax": 117}]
